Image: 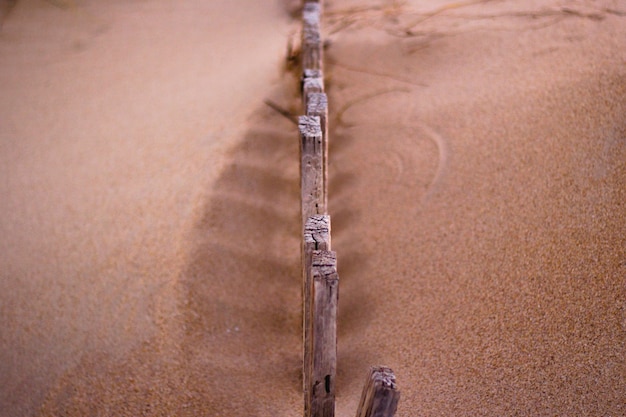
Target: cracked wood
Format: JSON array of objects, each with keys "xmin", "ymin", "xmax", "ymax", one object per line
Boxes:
[
  {"xmin": 299, "ymin": 115, "xmax": 324, "ymax": 226},
  {"xmin": 355, "ymin": 367, "xmax": 400, "ymax": 417},
  {"xmin": 303, "ymin": 215, "xmax": 331, "ymax": 417},
  {"xmin": 310, "ymin": 250, "xmax": 338, "ymax": 417}
]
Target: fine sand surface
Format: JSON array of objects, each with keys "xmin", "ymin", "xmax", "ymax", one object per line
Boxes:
[{"xmin": 1, "ymin": 0, "xmax": 624, "ymax": 416}]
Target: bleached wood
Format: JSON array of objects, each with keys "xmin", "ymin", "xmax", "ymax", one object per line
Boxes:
[
  {"xmin": 302, "ymin": 69, "xmax": 324, "ymax": 97},
  {"xmin": 297, "ymin": 4, "xmax": 401, "ymax": 417},
  {"xmin": 302, "ymin": 69, "xmax": 324, "ymax": 111},
  {"xmin": 303, "ymin": 215, "xmax": 331, "ymax": 417},
  {"xmin": 302, "ymin": 2, "xmax": 322, "ymax": 73},
  {"xmin": 355, "ymin": 367, "xmax": 400, "ymax": 417},
  {"xmin": 299, "ymin": 115, "xmax": 324, "ymax": 226},
  {"xmin": 306, "ymin": 92, "xmax": 328, "ymax": 212},
  {"xmin": 309, "ymin": 250, "xmax": 338, "ymax": 417}
]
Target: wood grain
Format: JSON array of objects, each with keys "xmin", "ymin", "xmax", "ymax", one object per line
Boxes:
[
  {"xmin": 306, "ymin": 92, "xmax": 328, "ymax": 212},
  {"xmin": 303, "ymin": 215, "xmax": 331, "ymax": 417},
  {"xmin": 299, "ymin": 115, "xmax": 324, "ymax": 226},
  {"xmin": 302, "ymin": 2, "xmax": 322, "ymax": 73},
  {"xmin": 355, "ymin": 367, "xmax": 400, "ymax": 417},
  {"xmin": 310, "ymin": 250, "xmax": 338, "ymax": 417}
]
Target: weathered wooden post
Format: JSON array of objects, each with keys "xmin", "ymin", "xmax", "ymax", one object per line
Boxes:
[
  {"xmin": 306, "ymin": 93, "xmax": 328, "ymax": 213},
  {"xmin": 302, "ymin": 69, "xmax": 324, "ymax": 99},
  {"xmin": 355, "ymin": 367, "xmax": 400, "ymax": 417},
  {"xmin": 300, "ymin": 5, "xmax": 330, "ymax": 414},
  {"xmin": 302, "ymin": 2, "xmax": 323, "ymax": 73},
  {"xmin": 303, "ymin": 215, "xmax": 331, "ymax": 417},
  {"xmin": 297, "ymin": 3, "xmax": 400, "ymax": 417},
  {"xmin": 299, "ymin": 115, "xmax": 324, "ymax": 225},
  {"xmin": 309, "ymin": 250, "xmax": 338, "ymax": 417}
]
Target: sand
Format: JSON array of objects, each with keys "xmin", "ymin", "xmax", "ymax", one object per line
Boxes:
[{"xmin": 0, "ymin": 0, "xmax": 624, "ymax": 416}]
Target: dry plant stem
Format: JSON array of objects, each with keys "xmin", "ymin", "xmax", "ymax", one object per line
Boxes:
[
  {"xmin": 325, "ymin": 0, "xmax": 622, "ymax": 39},
  {"xmin": 405, "ymin": 0, "xmax": 498, "ymax": 30},
  {"xmin": 45, "ymin": 0, "xmax": 76, "ymax": 9},
  {"xmin": 325, "ymin": 2, "xmax": 404, "ymax": 21},
  {"xmin": 450, "ymin": 8, "xmax": 603, "ymax": 20},
  {"xmin": 310, "ymin": 250, "xmax": 338, "ymax": 417},
  {"xmin": 263, "ymin": 99, "xmax": 298, "ymax": 125},
  {"xmin": 335, "ymin": 88, "xmax": 410, "ymax": 126},
  {"xmin": 303, "ymin": 215, "xmax": 331, "ymax": 417},
  {"xmin": 327, "ymin": 58, "xmax": 427, "ymax": 87},
  {"xmin": 355, "ymin": 367, "xmax": 400, "ymax": 417}
]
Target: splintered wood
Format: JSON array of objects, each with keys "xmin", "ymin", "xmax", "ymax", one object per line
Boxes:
[
  {"xmin": 299, "ymin": 115, "xmax": 324, "ymax": 225},
  {"xmin": 303, "ymin": 215, "xmax": 331, "ymax": 417},
  {"xmin": 306, "ymin": 93, "xmax": 329, "ymax": 212},
  {"xmin": 298, "ymin": 2, "xmax": 399, "ymax": 417},
  {"xmin": 355, "ymin": 367, "xmax": 400, "ymax": 417},
  {"xmin": 300, "ymin": 3, "xmax": 334, "ymax": 417},
  {"xmin": 310, "ymin": 250, "xmax": 338, "ymax": 417}
]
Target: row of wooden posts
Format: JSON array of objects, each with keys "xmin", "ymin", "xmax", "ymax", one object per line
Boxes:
[{"xmin": 298, "ymin": 2, "xmax": 401, "ymax": 417}]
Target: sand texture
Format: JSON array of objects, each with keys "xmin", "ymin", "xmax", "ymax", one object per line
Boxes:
[{"xmin": 1, "ymin": 0, "xmax": 625, "ymax": 416}]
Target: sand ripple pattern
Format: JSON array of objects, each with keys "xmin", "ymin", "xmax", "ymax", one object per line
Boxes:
[{"xmin": 331, "ymin": 123, "xmax": 446, "ymax": 206}]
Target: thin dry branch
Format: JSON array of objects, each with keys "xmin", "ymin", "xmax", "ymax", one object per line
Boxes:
[
  {"xmin": 335, "ymin": 88, "xmax": 410, "ymax": 126},
  {"xmin": 264, "ymin": 99, "xmax": 298, "ymax": 125},
  {"xmin": 325, "ymin": 0, "xmax": 619, "ymax": 39},
  {"xmin": 327, "ymin": 58, "xmax": 427, "ymax": 88}
]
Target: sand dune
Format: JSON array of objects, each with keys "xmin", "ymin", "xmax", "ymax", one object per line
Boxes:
[
  {"xmin": 1, "ymin": 0, "xmax": 624, "ymax": 416},
  {"xmin": 1, "ymin": 1, "xmax": 297, "ymax": 415}
]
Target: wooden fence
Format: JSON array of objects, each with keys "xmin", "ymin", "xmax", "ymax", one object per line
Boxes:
[{"xmin": 298, "ymin": 2, "xmax": 400, "ymax": 417}]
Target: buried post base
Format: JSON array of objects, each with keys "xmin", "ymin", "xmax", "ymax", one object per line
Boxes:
[{"xmin": 355, "ymin": 366, "xmax": 400, "ymax": 417}]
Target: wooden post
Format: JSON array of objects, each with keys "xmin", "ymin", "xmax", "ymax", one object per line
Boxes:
[
  {"xmin": 355, "ymin": 367, "xmax": 401, "ymax": 417},
  {"xmin": 306, "ymin": 92, "xmax": 328, "ymax": 212},
  {"xmin": 302, "ymin": 68, "xmax": 324, "ymax": 110},
  {"xmin": 309, "ymin": 250, "xmax": 338, "ymax": 417},
  {"xmin": 302, "ymin": 69, "xmax": 324, "ymax": 94},
  {"xmin": 298, "ymin": 4, "xmax": 401, "ymax": 417},
  {"xmin": 303, "ymin": 215, "xmax": 331, "ymax": 417},
  {"xmin": 302, "ymin": 2, "xmax": 322, "ymax": 73},
  {"xmin": 299, "ymin": 115, "xmax": 324, "ymax": 226}
]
